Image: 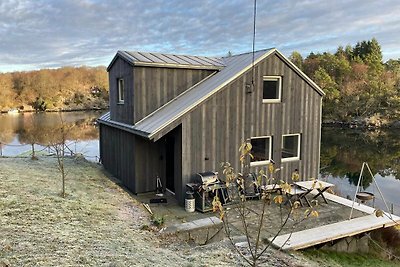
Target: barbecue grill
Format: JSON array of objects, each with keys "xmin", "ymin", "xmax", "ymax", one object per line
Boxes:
[{"xmin": 186, "ymin": 171, "xmax": 229, "ymax": 212}]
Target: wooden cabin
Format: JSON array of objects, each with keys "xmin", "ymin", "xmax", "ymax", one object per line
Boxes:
[{"xmin": 98, "ymin": 49, "xmax": 325, "ymax": 203}]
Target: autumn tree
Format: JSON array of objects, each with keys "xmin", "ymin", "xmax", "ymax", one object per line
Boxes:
[
  {"xmin": 0, "ymin": 66, "xmax": 108, "ymax": 111},
  {"xmin": 289, "ymin": 51, "xmax": 303, "ymax": 70},
  {"xmin": 301, "ymin": 38, "xmax": 400, "ymax": 122}
]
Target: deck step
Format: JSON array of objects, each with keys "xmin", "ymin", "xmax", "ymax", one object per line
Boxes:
[{"xmin": 164, "ymin": 216, "xmax": 224, "ymax": 245}]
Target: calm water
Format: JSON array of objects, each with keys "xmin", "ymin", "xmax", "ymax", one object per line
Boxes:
[
  {"xmin": 1, "ymin": 112, "xmax": 399, "ymax": 214},
  {"xmin": 320, "ymin": 127, "xmax": 400, "ymax": 215},
  {"xmin": 0, "ymin": 111, "xmax": 101, "ymax": 161}
]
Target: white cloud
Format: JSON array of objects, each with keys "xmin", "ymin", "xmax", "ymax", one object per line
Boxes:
[{"xmin": 0, "ymin": 0, "xmax": 399, "ymax": 72}]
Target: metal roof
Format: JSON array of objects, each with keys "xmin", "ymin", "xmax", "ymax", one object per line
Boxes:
[
  {"xmin": 107, "ymin": 50, "xmax": 225, "ymax": 71},
  {"xmin": 99, "ymin": 48, "xmax": 324, "ymax": 140}
]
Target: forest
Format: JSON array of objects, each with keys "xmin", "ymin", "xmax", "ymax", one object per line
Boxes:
[
  {"xmin": 290, "ymin": 38, "xmax": 400, "ymax": 126},
  {"xmin": 0, "ymin": 66, "xmax": 108, "ymax": 112},
  {"xmin": 1, "ymin": 38, "xmax": 399, "ymax": 126}
]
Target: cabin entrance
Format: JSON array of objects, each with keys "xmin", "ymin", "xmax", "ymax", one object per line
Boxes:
[{"xmin": 165, "ymin": 135, "xmax": 175, "ymax": 193}]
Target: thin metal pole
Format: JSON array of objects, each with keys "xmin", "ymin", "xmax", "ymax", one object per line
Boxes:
[
  {"xmin": 349, "ymin": 162, "xmax": 365, "ymax": 220},
  {"xmin": 365, "ymin": 163, "xmax": 392, "ymax": 219}
]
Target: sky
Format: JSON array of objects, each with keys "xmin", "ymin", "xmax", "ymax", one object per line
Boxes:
[{"xmin": 1, "ymin": 0, "xmax": 399, "ymax": 73}]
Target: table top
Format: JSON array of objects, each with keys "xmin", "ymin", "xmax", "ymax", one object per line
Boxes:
[
  {"xmin": 285, "ymin": 187, "xmax": 308, "ymax": 195},
  {"xmin": 295, "ymin": 180, "xmax": 334, "ymax": 190}
]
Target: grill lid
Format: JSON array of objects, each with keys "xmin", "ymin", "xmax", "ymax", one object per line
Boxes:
[{"xmin": 195, "ymin": 171, "xmax": 219, "ymax": 185}]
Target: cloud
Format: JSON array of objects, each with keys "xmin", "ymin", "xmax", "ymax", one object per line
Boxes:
[{"xmin": 0, "ymin": 0, "xmax": 399, "ymax": 72}]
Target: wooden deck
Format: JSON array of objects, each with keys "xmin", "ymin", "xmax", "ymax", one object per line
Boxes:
[{"xmin": 269, "ymin": 192, "xmax": 400, "ymax": 250}]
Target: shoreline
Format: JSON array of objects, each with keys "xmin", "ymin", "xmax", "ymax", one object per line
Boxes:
[{"xmin": 0, "ymin": 107, "xmax": 108, "ymax": 114}]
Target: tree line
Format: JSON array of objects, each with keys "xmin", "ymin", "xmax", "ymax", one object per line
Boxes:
[
  {"xmin": 290, "ymin": 38, "xmax": 400, "ymax": 124},
  {"xmin": 0, "ymin": 66, "xmax": 108, "ymax": 111}
]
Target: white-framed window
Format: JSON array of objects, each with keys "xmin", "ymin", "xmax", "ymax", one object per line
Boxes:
[
  {"xmin": 117, "ymin": 78, "xmax": 124, "ymax": 103},
  {"xmin": 282, "ymin": 134, "xmax": 301, "ymax": 162},
  {"xmin": 250, "ymin": 136, "xmax": 273, "ymax": 166},
  {"xmin": 262, "ymin": 76, "xmax": 282, "ymax": 103}
]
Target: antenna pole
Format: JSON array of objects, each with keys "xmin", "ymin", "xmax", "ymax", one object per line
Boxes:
[{"xmin": 251, "ymin": 0, "xmax": 257, "ymax": 88}]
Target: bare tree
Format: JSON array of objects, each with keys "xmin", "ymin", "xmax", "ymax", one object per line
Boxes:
[
  {"xmin": 46, "ymin": 113, "xmax": 69, "ymax": 197},
  {"xmin": 213, "ymin": 140, "xmax": 319, "ymax": 267}
]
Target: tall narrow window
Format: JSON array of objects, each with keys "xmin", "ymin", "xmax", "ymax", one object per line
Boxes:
[
  {"xmin": 250, "ymin": 136, "xmax": 272, "ymax": 166},
  {"xmin": 282, "ymin": 134, "xmax": 301, "ymax": 162},
  {"xmin": 118, "ymin": 78, "xmax": 124, "ymax": 103},
  {"xmin": 262, "ymin": 76, "xmax": 282, "ymax": 103}
]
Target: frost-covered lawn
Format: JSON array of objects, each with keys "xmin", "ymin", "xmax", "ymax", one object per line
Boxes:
[{"xmin": 0, "ymin": 157, "xmax": 235, "ymax": 267}]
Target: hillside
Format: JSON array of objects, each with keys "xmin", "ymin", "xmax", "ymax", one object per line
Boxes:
[
  {"xmin": 290, "ymin": 38, "xmax": 400, "ymax": 127},
  {"xmin": 0, "ymin": 66, "xmax": 108, "ymax": 112}
]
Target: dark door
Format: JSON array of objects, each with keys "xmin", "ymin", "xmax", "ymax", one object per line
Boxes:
[{"xmin": 165, "ymin": 135, "xmax": 175, "ymax": 193}]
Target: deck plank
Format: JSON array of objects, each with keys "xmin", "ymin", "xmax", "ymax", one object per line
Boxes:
[{"xmin": 270, "ymin": 213, "xmax": 400, "ymax": 250}]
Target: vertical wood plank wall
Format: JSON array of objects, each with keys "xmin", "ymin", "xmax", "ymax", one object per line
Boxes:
[
  {"xmin": 133, "ymin": 67, "xmax": 215, "ymax": 123},
  {"xmin": 99, "ymin": 124, "xmax": 136, "ymax": 192},
  {"xmin": 181, "ymin": 53, "xmax": 322, "ymax": 199},
  {"xmin": 109, "ymin": 57, "xmax": 135, "ymax": 124}
]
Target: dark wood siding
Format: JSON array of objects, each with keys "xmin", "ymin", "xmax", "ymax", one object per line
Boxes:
[
  {"xmin": 134, "ymin": 125, "xmax": 182, "ymax": 198},
  {"xmin": 133, "ymin": 67, "xmax": 215, "ymax": 123},
  {"xmin": 99, "ymin": 124, "xmax": 136, "ymax": 192},
  {"xmin": 108, "ymin": 57, "xmax": 134, "ymax": 124},
  {"xmin": 100, "ymin": 123, "xmax": 183, "ymax": 197},
  {"xmin": 134, "ymin": 136, "xmax": 164, "ymax": 193},
  {"xmin": 181, "ymin": 52, "xmax": 322, "ymax": 201}
]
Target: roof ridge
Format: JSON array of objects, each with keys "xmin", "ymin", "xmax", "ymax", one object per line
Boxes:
[
  {"xmin": 124, "ymin": 50, "xmax": 222, "ymax": 60},
  {"xmin": 222, "ymin": 48, "xmax": 276, "ymax": 59}
]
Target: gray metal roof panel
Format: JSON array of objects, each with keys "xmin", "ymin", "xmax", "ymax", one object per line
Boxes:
[
  {"xmin": 163, "ymin": 54, "xmax": 190, "ymax": 65},
  {"xmin": 123, "ymin": 51, "xmax": 225, "ymax": 68},
  {"xmin": 196, "ymin": 55, "xmax": 225, "ymax": 66},
  {"xmin": 150, "ymin": 52, "xmax": 180, "ymax": 64},
  {"xmin": 126, "ymin": 51, "xmax": 153, "ymax": 62},
  {"xmin": 133, "ymin": 49, "xmax": 274, "ymax": 137},
  {"xmin": 142, "ymin": 52, "xmax": 168, "ymax": 63}
]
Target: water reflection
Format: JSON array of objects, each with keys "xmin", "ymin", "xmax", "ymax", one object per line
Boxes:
[
  {"xmin": 0, "ymin": 111, "xmax": 101, "ymax": 160},
  {"xmin": 321, "ymin": 128, "xmax": 400, "ymax": 184},
  {"xmin": 321, "ymin": 127, "xmax": 400, "ymax": 214}
]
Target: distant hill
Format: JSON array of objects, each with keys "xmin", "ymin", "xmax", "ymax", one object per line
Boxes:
[{"xmin": 0, "ymin": 66, "xmax": 108, "ymax": 112}]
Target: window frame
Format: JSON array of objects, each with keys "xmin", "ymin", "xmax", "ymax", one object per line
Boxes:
[
  {"xmin": 281, "ymin": 133, "xmax": 301, "ymax": 162},
  {"xmin": 117, "ymin": 78, "xmax": 124, "ymax": 104},
  {"xmin": 249, "ymin": 135, "xmax": 273, "ymax": 167},
  {"xmin": 262, "ymin": 76, "xmax": 282, "ymax": 103}
]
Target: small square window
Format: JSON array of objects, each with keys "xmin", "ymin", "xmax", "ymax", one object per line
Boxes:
[
  {"xmin": 282, "ymin": 134, "xmax": 300, "ymax": 162},
  {"xmin": 263, "ymin": 76, "xmax": 281, "ymax": 103},
  {"xmin": 250, "ymin": 136, "xmax": 272, "ymax": 166},
  {"xmin": 118, "ymin": 78, "xmax": 124, "ymax": 103}
]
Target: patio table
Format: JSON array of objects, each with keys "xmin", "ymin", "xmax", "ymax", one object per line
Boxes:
[{"xmin": 295, "ymin": 180, "xmax": 335, "ymax": 204}]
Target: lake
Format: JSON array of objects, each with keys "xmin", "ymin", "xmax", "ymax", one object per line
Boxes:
[
  {"xmin": 1, "ymin": 111, "xmax": 399, "ymax": 214},
  {"xmin": 0, "ymin": 111, "xmax": 101, "ymax": 161}
]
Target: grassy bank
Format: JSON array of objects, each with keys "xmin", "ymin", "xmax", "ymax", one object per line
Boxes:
[
  {"xmin": 0, "ymin": 157, "xmax": 237, "ymax": 266},
  {"xmin": 303, "ymin": 250, "xmax": 400, "ymax": 267}
]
